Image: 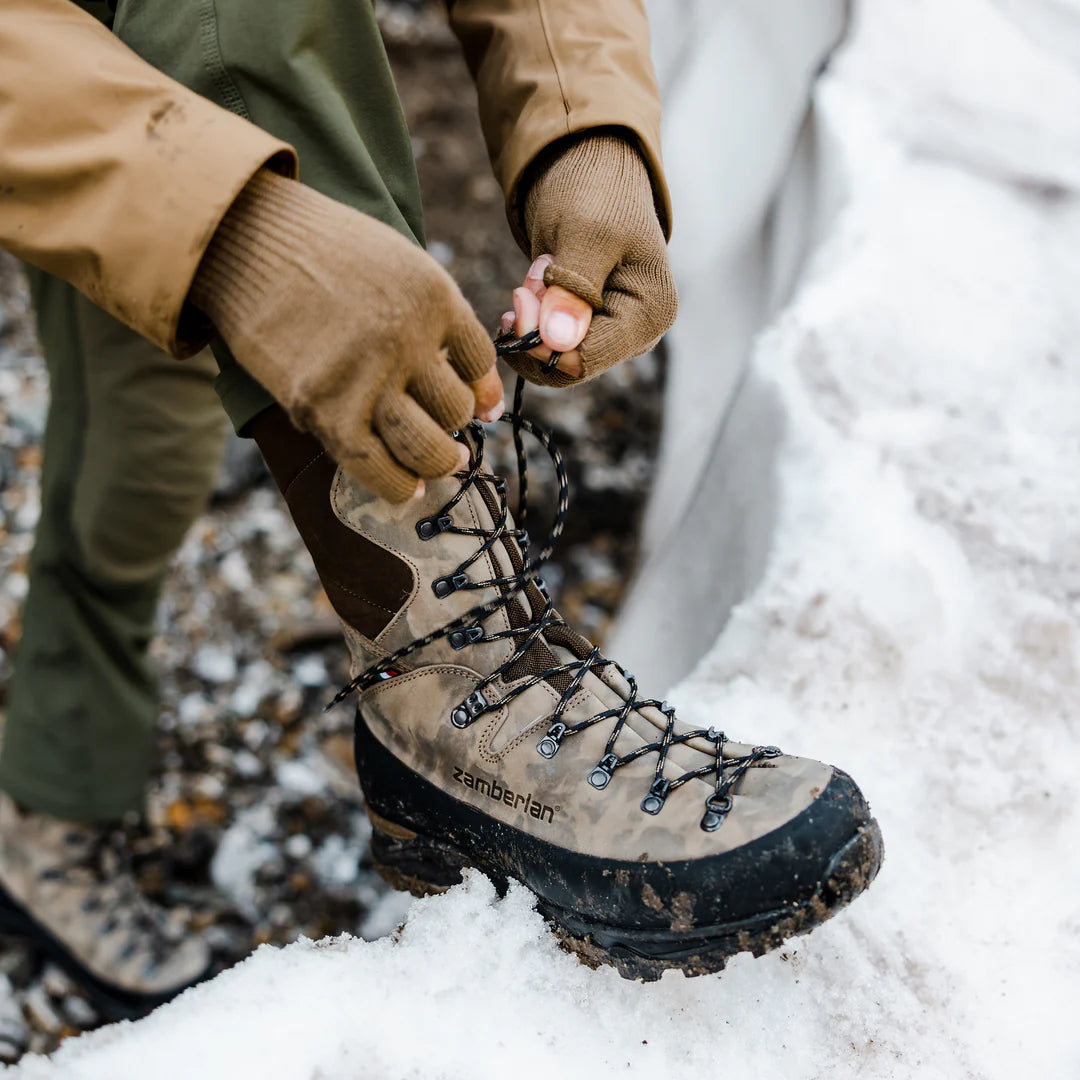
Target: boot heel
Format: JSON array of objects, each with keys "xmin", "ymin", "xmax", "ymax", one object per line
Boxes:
[{"xmin": 367, "ymin": 808, "xmax": 470, "ymax": 897}]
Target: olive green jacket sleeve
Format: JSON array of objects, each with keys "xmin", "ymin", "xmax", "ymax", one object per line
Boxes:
[
  {"xmin": 446, "ymin": 0, "xmax": 671, "ymax": 246},
  {"xmin": 0, "ymin": 0, "xmax": 296, "ymax": 356}
]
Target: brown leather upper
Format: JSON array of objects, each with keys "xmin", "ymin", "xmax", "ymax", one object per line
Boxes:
[
  {"xmin": 0, "ymin": 0, "xmax": 667, "ymax": 358},
  {"xmin": 249, "ymin": 406, "xmax": 415, "ymax": 639}
]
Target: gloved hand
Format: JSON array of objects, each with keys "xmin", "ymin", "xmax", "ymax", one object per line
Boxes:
[
  {"xmin": 189, "ymin": 170, "xmax": 502, "ymax": 503},
  {"xmin": 505, "ymin": 132, "xmax": 678, "ymax": 387}
]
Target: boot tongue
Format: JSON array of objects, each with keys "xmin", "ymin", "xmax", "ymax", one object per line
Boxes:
[{"xmin": 469, "ymin": 472, "xmax": 578, "ymax": 691}]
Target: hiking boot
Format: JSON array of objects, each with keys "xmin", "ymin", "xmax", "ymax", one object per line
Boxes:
[
  {"xmin": 251, "ymin": 396, "xmax": 883, "ymax": 980},
  {"xmin": 0, "ymin": 793, "xmax": 211, "ymax": 1019}
]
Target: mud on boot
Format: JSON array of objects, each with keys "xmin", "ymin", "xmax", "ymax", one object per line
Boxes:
[{"xmin": 252, "ymin": 350, "xmax": 884, "ymax": 981}]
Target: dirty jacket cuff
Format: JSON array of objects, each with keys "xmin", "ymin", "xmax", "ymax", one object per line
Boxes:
[{"xmin": 0, "ymin": 0, "xmax": 297, "ymax": 359}]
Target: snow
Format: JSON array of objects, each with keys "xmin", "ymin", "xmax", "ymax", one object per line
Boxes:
[{"xmin": 8, "ymin": 1, "xmax": 1080, "ymax": 1076}]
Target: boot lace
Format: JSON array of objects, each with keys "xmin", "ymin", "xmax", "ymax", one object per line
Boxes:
[{"xmin": 330, "ymin": 330, "xmax": 781, "ymax": 832}]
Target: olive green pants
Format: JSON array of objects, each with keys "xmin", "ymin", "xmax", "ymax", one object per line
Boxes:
[{"xmin": 0, "ymin": 0, "xmax": 424, "ymax": 821}]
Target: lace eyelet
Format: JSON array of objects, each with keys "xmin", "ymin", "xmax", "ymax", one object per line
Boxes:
[
  {"xmin": 640, "ymin": 777, "xmax": 672, "ymax": 815},
  {"xmin": 537, "ymin": 721, "xmax": 567, "ymax": 759},
  {"xmin": 700, "ymin": 792, "xmax": 734, "ymax": 832},
  {"xmin": 450, "ymin": 688, "xmax": 488, "ymax": 728},
  {"xmin": 416, "ymin": 514, "xmax": 453, "ymax": 541},
  {"xmin": 587, "ymin": 753, "xmax": 620, "ymax": 790},
  {"xmin": 448, "ymin": 625, "xmax": 484, "ymax": 651},
  {"xmin": 432, "ymin": 572, "xmax": 468, "ymax": 599}
]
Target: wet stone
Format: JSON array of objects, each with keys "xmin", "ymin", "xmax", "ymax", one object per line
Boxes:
[{"xmin": 22, "ymin": 985, "xmax": 63, "ymax": 1036}]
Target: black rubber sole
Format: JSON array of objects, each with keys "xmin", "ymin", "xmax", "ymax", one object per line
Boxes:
[
  {"xmin": 368, "ymin": 802, "xmax": 884, "ymax": 982},
  {"xmin": 542, "ymin": 822, "xmax": 882, "ymax": 979},
  {"xmin": 0, "ymin": 881, "xmax": 210, "ymax": 1022}
]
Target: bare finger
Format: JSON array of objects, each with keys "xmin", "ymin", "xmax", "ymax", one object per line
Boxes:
[
  {"xmin": 513, "ymin": 287, "xmax": 583, "ymax": 377},
  {"xmin": 471, "ymin": 367, "xmax": 505, "ymax": 423},
  {"xmin": 539, "ymin": 283, "xmax": 593, "ymax": 353},
  {"xmin": 523, "ymin": 254, "xmax": 553, "ymax": 300}
]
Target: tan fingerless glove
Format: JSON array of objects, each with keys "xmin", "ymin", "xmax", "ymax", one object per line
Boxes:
[
  {"xmin": 189, "ymin": 170, "xmax": 495, "ymax": 502},
  {"xmin": 510, "ymin": 132, "xmax": 678, "ymax": 387}
]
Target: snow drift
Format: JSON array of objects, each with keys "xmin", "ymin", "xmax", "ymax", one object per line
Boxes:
[{"xmin": 10, "ymin": 1, "xmax": 1080, "ymax": 1076}]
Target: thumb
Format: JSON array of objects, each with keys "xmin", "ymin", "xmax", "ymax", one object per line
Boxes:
[{"xmin": 539, "ymin": 284, "xmax": 593, "ymax": 353}]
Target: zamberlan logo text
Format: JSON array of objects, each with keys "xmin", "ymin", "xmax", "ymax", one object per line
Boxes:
[{"xmin": 452, "ymin": 766, "xmax": 558, "ymax": 823}]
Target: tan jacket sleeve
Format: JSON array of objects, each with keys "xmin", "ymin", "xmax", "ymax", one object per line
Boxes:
[
  {"xmin": 0, "ymin": 0, "xmax": 297, "ymax": 357},
  {"xmin": 446, "ymin": 0, "xmax": 671, "ymax": 245}
]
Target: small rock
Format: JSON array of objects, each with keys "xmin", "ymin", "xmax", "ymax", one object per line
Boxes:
[
  {"xmin": 293, "ymin": 654, "xmax": 328, "ymax": 688},
  {"xmin": 274, "ymin": 684, "xmax": 303, "ymax": 723},
  {"xmin": 242, "ymin": 719, "xmax": 270, "ymax": 750},
  {"xmin": 0, "ymin": 1037, "xmax": 25, "ymax": 1067},
  {"xmin": 177, "ymin": 692, "xmax": 212, "ymax": 727},
  {"xmin": 212, "ymin": 432, "xmax": 267, "ymax": 502},
  {"xmin": 4, "ymin": 571, "xmax": 27, "ymax": 601},
  {"xmin": 271, "ymin": 614, "xmax": 345, "ymax": 654},
  {"xmin": 23, "ymin": 984, "xmax": 63, "ymax": 1035},
  {"xmin": 312, "ymin": 834, "xmax": 361, "ymax": 889},
  {"xmin": 0, "ymin": 975, "xmax": 28, "ymax": 1062},
  {"xmin": 5, "ymin": 385, "xmax": 47, "ymax": 441},
  {"xmin": 167, "ymin": 800, "xmax": 194, "ymax": 831},
  {"xmin": 41, "ymin": 965, "xmax": 75, "ymax": 999},
  {"xmin": 233, "ymin": 749, "xmax": 263, "ymax": 779},
  {"xmin": 218, "ymin": 549, "xmax": 253, "ymax": 592},
  {"xmin": 0, "ymin": 944, "xmax": 34, "ymax": 982},
  {"xmin": 275, "ymin": 759, "xmax": 325, "ymax": 798},
  {"xmin": 61, "ymin": 994, "xmax": 98, "ymax": 1029},
  {"xmin": 428, "ymin": 240, "xmax": 454, "ymax": 266},
  {"xmin": 192, "ymin": 644, "xmax": 238, "ymax": 684},
  {"xmin": 284, "ymin": 833, "xmax": 313, "ymax": 860}
]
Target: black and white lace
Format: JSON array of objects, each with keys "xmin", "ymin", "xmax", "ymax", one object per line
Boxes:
[{"xmin": 330, "ymin": 330, "xmax": 780, "ymax": 832}]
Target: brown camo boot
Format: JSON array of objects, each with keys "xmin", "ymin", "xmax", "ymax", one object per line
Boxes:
[
  {"xmin": 251, "ymin": 401, "xmax": 883, "ymax": 980},
  {"xmin": 0, "ymin": 793, "xmax": 210, "ymax": 1018}
]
